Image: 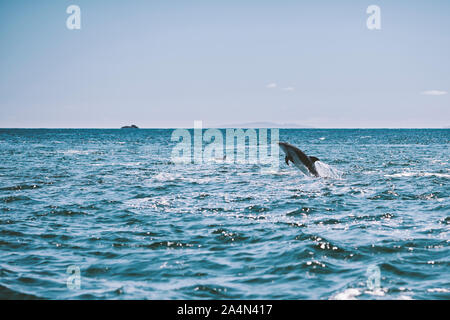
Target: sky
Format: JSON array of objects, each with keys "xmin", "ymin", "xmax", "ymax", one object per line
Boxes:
[{"xmin": 0, "ymin": 0, "xmax": 449, "ymax": 128}]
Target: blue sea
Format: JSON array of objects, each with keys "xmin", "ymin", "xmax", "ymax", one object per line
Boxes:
[{"xmin": 0, "ymin": 129, "xmax": 449, "ymax": 299}]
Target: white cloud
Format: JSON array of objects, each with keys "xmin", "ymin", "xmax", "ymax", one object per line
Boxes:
[
  {"xmin": 266, "ymin": 83, "xmax": 277, "ymax": 89},
  {"xmin": 282, "ymin": 87, "xmax": 295, "ymax": 92},
  {"xmin": 421, "ymin": 90, "xmax": 447, "ymax": 96}
]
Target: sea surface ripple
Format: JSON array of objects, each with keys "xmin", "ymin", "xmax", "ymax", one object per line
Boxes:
[{"xmin": 0, "ymin": 129, "xmax": 449, "ymax": 299}]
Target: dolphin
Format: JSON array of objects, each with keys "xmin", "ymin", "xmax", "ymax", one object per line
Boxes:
[{"xmin": 278, "ymin": 142, "xmax": 320, "ymax": 177}]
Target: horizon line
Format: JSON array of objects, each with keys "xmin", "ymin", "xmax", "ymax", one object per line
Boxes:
[{"xmin": 0, "ymin": 127, "xmax": 448, "ymax": 130}]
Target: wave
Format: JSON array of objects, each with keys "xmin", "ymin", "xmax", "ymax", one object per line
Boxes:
[
  {"xmin": 1, "ymin": 195, "xmax": 32, "ymax": 203},
  {"xmin": 0, "ymin": 284, "xmax": 41, "ymax": 300},
  {"xmin": 331, "ymin": 288, "xmax": 361, "ymax": 300},
  {"xmin": 0, "ymin": 184, "xmax": 40, "ymax": 191},
  {"xmin": 60, "ymin": 149, "xmax": 91, "ymax": 155},
  {"xmin": 332, "ymin": 288, "xmax": 388, "ymax": 300},
  {"xmin": 152, "ymin": 171, "xmax": 219, "ymax": 185},
  {"xmin": 385, "ymin": 171, "xmax": 450, "ymax": 179}
]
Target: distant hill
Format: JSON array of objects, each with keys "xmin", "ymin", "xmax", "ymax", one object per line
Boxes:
[{"xmin": 214, "ymin": 122, "xmax": 314, "ymax": 128}]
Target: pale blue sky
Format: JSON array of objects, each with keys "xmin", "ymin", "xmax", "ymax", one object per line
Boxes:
[{"xmin": 0, "ymin": 0, "xmax": 449, "ymax": 128}]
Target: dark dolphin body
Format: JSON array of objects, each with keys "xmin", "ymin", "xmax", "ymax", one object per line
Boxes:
[{"xmin": 278, "ymin": 142, "xmax": 320, "ymax": 177}]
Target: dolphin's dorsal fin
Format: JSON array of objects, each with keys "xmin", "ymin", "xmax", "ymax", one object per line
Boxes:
[{"xmin": 309, "ymin": 156, "xmax": 320, "ymax": 163}]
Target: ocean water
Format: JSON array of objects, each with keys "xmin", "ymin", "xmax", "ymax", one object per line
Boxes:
[{"xmin": 0, "ymin": 128, "xmax": 448, "ymax": 300}]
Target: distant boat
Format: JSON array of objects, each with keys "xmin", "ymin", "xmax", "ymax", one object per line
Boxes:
[{"xmin": 121, "ymin": 124, "xmax": 139, "ymax": 129}]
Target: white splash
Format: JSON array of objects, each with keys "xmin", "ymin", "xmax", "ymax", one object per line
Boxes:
[
  {"xmin": 385, "ymin": 171, "xmax": 450, "ymax": 179},
  {"xmin": 61, "ymin": 149, "xmax": 90, "ymax": 155},
  {"xmin": 427, "ymin": 288, "xmax": 449, "ymax": 293},
  {"xmin": 315, "ymin": 161, "xmax": 343, "ymax": 179},
  {"xmin": 153, "ymin": 172, "xmax": 181, "ymax": 182},
  {"xmin": 332, "ymin": 288, "xmax": 361, "ymax": 300}
]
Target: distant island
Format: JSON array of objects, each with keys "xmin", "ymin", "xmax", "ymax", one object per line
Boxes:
[{"xmin": 121, "ymin": 124, "xmax": 139, "ymax": 129}]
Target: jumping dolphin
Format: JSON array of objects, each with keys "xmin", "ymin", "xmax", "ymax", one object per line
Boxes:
[{"xmin": 278, "ymin": 142, "xmax": 320, "ymax": 177}]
